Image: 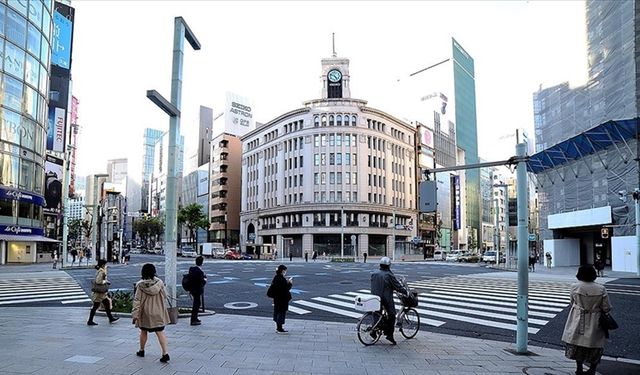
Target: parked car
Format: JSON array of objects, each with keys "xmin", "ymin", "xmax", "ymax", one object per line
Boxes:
[
  {"xmin": 181, "ymin": 246, "xmax": 197, "ymax": 257},
  {"xmin": 214, "ymin": 248, "xmax": 226, "ymax": 259},
  {"xmin": 241, "ymin": 253, "xmax": 253, "ymax": 260},
  {"xmin": 482, "ymin": 251, "xmax": 503, "ymax": 263},
  {"xmin": 433, "ymin": 250, "xmax": 447, "ymax": 261},
  {"xmin": 446, "ymin": 250, "xmax": 465, "ymax": 262},
  {"xmin": 459, "ymin": 253, "xmax": 480, "ymax": 263},
  {"xmin": 224, "ymin": 250, "xmax": 243, "ymax": 260}
]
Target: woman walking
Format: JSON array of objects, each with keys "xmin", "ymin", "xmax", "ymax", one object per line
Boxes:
[
  {"xmin": 561, "ymin": 265, "xmax": 612, "ymax": 375},
  {"xmin": 132, "ymin": 263, "xmax": 171, "ymax": 363},
  {"xmin": 87, "ymin": 259, "xmax": 119, "ymax": 325},
  {"xmin": 271, "ymin": 264, "xmax": 292, "ymax": 333}
]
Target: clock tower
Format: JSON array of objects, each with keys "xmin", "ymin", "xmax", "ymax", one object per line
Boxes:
[{"xmin": 320, "ymin": 37, "xmax": 351, "ymax": 99}]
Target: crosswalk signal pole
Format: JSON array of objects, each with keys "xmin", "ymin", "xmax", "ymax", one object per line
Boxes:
[{"xmin": 516, "ymin": 142, "xmax": 529, "ymax": 354}]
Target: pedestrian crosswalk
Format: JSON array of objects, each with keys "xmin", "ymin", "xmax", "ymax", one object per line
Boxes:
[
  {"xmin": 290, "ymin": 276, "xmax": 572, "ymax": 335},
  {"xmin": 0, "ymin": 275, "xmax": 90, "ymax": 306}
]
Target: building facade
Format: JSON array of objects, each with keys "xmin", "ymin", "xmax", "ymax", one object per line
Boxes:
[
  {"xmin": 141, "ymin": 128, "xmax": 163, "ymax": 213},
  {"xmin": 150, "ymin": 132, "xmax": 184, "ymax": 218},
  {"xmin": 532, "ymin": 0, "xmax": 639, "ymax": 272},
  {"xmin": 240, "ymin": 54, "xmax": 418, "ymax": 259},
  {"xmin": 0, "ymin": 0, "xmax": 56, "ymax": 264},
  {"xmin": 210, "ymin": 134, "xmax": 241, "ymax": 247}
]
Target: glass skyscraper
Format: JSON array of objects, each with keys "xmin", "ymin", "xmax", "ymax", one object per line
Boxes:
[
  {"xmin": 0, "ymin": 0, "xmax": 54, "ymax": 264},
  {"xmin": 452, "ymin": 38, "xmax": 480, "ymax": 246},
  {"xmin": 141, "ymin": 128, "xmax": 163, "ymax": 213}
]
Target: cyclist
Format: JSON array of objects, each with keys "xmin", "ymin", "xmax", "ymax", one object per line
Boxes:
[{"xmin": 370, "ymin": 256, "xmax": 407, "ymax": 345}]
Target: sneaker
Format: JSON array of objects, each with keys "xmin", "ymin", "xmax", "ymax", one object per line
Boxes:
[
  {"xmin": 190, "ymin": 321, "xmax": 201, "ymax": 326},
  {"xmin": 87, "ymin": 321, "xmax": 98, "ymax": 326},
  {"xmin": 109, "ymin": 317, "xmax": 120, "ymax": 323},
  {"xmin": 385, "ymin": 336, "xmax": 397, "ymax": 345},
  {"xmin": 160, "ymin": 354, "xmax": 170, "ymax": 363},
  {"xmin": 136, "ymin": 350, "xmax": 145, "ymax": 357},
  {"xmin": 276, "ymin": 328, "xmax": 288, "ymax": 333}
]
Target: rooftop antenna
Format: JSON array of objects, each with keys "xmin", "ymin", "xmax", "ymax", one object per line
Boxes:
[{"xmin": 332, "ymin": 32, "xmax": 336, "ymax": 57}]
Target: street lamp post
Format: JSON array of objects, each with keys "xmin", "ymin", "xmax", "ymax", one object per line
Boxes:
[{"xmin": 146, "ymin": 17, "xmax": 200, "ymax": 320}]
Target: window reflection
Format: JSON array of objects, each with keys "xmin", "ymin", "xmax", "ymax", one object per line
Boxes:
[
  {"xmin": 3, "ymin": 74, "xmax": 24, "ymax": 111},
  {"xmin": 0, "ymin": 199, "xmax": 13, "ymax": 216},
  {"xmin": 26, "ymin": 22, "xmax": 39, "ymax": 56},
  {"xmin": 6, "ymin": 8, "xmax": 26, "ymax": 47},
  {"xmin": 24, "ymin": 53, "xmax": 38, "ymax": 87},
  {"xmin": 0, "ymin": 5, "xmax": 6, "ymax": 38},
  {"xmin": 28, "ymin": 0, "xmax": 43, "ymax": 25},
  {"xmin": 9, "ymin": 0, "xmax": 28, "ymax": 17},
  {"xmin": 5, "ymin": 41, "xmax": 25, "ymax": 78}
]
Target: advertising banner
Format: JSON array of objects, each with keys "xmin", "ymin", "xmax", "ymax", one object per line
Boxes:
[
  {"xmin": 0, "ymin": 224, "xmax": 44, "ymax": 237},
  {"xmin": 51, "ymin": 2, "xmax": 75, "ymax": 70},
  {"xmin": 197, "ymin": 164, "xmax": 209, "ymax": 197},
  {"xmin": 419, "ymin": 124, "xmax": 435, "ymax": 150},
  {"xmin": 44, "ymin": 155, "xmax": 64, "ymax": 214},
  {"xmin": 452, "ymin": 175, "xmax": 461, "ymax": 230},
  {"xmin": 223, "ymin": 92, "xmax": 255, "ymax": 137},
  {"xmin": 0, "ymin": 186, "xmax": 45, "ymax": 207},
  {"xmin": 46, "ymin": 107, "xmax": 65, "ymax": 153}
]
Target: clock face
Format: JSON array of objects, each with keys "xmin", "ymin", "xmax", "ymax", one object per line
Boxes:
[{"xmin": 328, "ymin": 69, "xmax": 342, "ymax": 83}]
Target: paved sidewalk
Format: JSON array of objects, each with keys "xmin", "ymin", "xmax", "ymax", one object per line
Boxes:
[{"xmin": 0, "ymin": 306, "xmax": 602, "ymax": 375}]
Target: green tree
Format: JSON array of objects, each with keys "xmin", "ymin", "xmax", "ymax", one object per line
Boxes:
[
  {"xmin": 68, "ymin": 218, "xmax": 82, "ymax": 246},
  {"xmin": 133, "ymin": 216, "xmax": 165, "ymax": 246},
  {"xmin": 178, "ymin": 203, "xmax": 209, "ymax": 245}
]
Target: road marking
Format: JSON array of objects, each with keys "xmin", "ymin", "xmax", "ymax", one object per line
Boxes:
[
  {"xmin": 224, "ymin": 302, "xmax": 258, "ymax": 310},
  {"xmin": 421, "ymin": 292, "xmax": 564, "ymax": 313},
  {"xmin": 0, "ymin": 294, "xmax": 92, "ymax": 305},
  {"xmin": 293, "ymin": 300, "xmax": 362, "ymax": 318},
  {"xmin": 61, "ymin": 298, "xmax": 92, "ymax": 304},
  {"xmin": 287, "ymin": 305, "xmax": 311, "ymax": 315}
]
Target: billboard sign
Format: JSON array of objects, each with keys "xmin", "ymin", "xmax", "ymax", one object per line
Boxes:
[
  {"xmin": 197, "ymin": 164, "xmax": 209, "ymax": 197},
  {"xmin": 46, "ymin": 107, "xmax": 65, "ymax": 153},
  {"xmin": 51, "ymin": 2, "xmax": 75, "ymax": 70},
  {"xmin": 0, "ymin": 224, "xmax": 44, "ymax": 237},
  {"xmin": 44, "ymin": 155, "xmax": 64, "ymax": 214},
  {"xmin": 452, "ymin": 175, "xmax": 461, "ymax": 230},
  {"xmin": 223, "ymin": 92, "xmax": 255, "ymax": 137},
  {"xmin": 419, "ymin": 124, "xmax": 434, "ymax": 150}
]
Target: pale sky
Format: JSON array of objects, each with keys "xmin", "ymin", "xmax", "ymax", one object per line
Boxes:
[{"xmin": 71, "ymin": 1, "xmax": 588, "ymax": 180}]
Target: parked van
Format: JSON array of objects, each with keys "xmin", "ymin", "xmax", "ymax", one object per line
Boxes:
[
  {"xmin": 200, "ymin": 242, "xmax": 225, "ymax": 258},
  {"xmin": 433, "ymin": 250, "xmax": 446, "ymax": 261}
]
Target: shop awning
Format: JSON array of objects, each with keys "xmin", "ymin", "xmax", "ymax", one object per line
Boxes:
[
  {"xmin": 0, "ymin": 234, "xmax": 60, "ymax": 243},
  {"xmin": 527, "ymin": 118, "xmax": 639, "ymax": 174}
]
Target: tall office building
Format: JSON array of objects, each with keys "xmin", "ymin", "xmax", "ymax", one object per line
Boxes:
[
  {"xmin": 150, "ymin": 132, "xmax": 184, "ymax": 217},
  {"xmin": 0, "ymin": 0, "xmax": 56, "ymax": 264},
  {"xmin": 198, "ymin": 105, "xmax": 213, "ymax": 167},
  {"xmin": 141, "ymin": 128, "xmax": 163, "ymax": 213},
  {"xmin": 531, "ymin": 0, "xmax": 639, "ymax": 272}
]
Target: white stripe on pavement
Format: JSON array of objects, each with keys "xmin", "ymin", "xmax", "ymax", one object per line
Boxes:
[
  {"xmin": 292, "ymin": 300, "xmax": 362, "ymax": 318},
  {"xmin": 0, "ymin": 295, "xmax": 93, "ymax": 305},
  {"xmin": 61, "ymin": 298, "xmax": 92, "ymax": 304},
  {"xmin": 0, "ymin": 287, "xmax": 85, "ymax": 297},
  {"xmin": 423, "ymin": 292, "xmax": 564, "ymax": 313},
  {"xmin": 287, "ymin": 305, "xmax": 311, "ymax": 315},
  {"xmin": 409, "ymin": 282, "xmax": 571, "ymax": 303},
  {"xmin": 0, "ymin": 291, "xmax": 86, "ymax": 301}
]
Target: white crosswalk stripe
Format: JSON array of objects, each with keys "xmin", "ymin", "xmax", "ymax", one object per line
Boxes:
[
  {"xmin": 0, "ymin": 276, "xmax": 90, "ymax": 305},
  {"xmin": 289, "ymin": 276, "xmax": 572, "ymax": 335}
]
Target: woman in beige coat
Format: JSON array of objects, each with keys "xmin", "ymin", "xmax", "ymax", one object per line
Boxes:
[
  {"xmin": 87, "ymin": 259, "xmax": 119, "ymax": 325},
  {"xmin": 132, "ymin": 263, "xmax": 171, "ymax": 363},
  {"xmin": 561, "ymin": 265, "xmax": 612, "ymax": 375}
]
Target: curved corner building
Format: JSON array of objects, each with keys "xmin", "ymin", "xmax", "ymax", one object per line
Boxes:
[
  {"xmin": 240, "ymin": 54, "xmax": 418, "ymax": 259},
  {"xmin": 0, "ymin": 0, "xmax": 53, "ymax": 264}
]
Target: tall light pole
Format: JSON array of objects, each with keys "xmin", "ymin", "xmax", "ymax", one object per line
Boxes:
[
  {"xmin": 515, "ymin": 142, "xmax": 529, "ymax": 353},
  {"xmin": 146, "ymin": 17, "xmax": 200, "ymax": 320}
]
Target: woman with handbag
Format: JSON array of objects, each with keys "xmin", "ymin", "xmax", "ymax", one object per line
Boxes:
[
  {"xmin": 87, "ymin": 259, "xmax": 119, "ymax": 325},
  {"xmin": 561, "ymin": 265, "xmax": 612, "ymax": 375},
  {"xmin": 270, "ymin": 264, "xmax": 293, "ymax": 333},
  {"xmin": 132, "ymin": 263, "xmax": 171, "ymax": 363}
]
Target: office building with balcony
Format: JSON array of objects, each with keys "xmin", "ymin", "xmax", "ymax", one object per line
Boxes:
[
  {"xmin": 209, "ymin": 134, "xmax": 241, "ymax": 247},
  {"xmin": 240, "ymin": 53, "xmax": 418, "ymax": 259},
  {"xmin": 0, "ymin": 0, "xmax": 56, "ymax": 264}
]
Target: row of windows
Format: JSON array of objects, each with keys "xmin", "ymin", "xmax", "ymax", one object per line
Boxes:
[
  {"xmin": 283, "ymin": 137, "xmax": 304, "ymax": 152},
  {"xmin": 283, "ymin": 120, "xmax": 303, "ymax": 134},
  {"xmin": 2, "ymin": 70, "xmax": 48, "ymax": 125},
  {"xmin": 285, "ymin": 193, "xmax": 303, "ymax": 205},
  {"xmin": 1, "ymin": 38, "xmax": 49, "ymax": 99},
  {"xmin": 0, "ymin": 198, "xmax": 42, "ymax": 220},
  {"xmin": 368, "ymin": 174, "xmax": 385, "ymax": 187},
  {"xmin": 366, "ymin": 119, "xmax": 386, "ymax": 132},
  {"xmin": 314, "ymin": 133, "xmax": 357, "ymax": 147},
  {"xmin": 313, "ymin": 114, "xmax": 357, "ymax": 127},
  {"xmin": 264, "ymin": 129, "xmax": 278, "ymax": 143},
  {"xmin": 313, "ymin": 153, "xmax": 357, "ymax": 166},
  {"xmin": 246, "ymin": 139, "xmax": 259, "ymax": 151},
  {"xmin": 313, "ymin": 191, "xmax": 358, "ymax": 203},
  {"xmin": 314, "ymin": 172, "xmax": 358, "ymax": 185},
  {"xmin": 284, "ymin": 155, "xmax": 303, "ymax": 170},
  {"xmin": 367, "ymin": 136, "xmax": 386, "ymax": 150},
  {"xmin": 0, "ymin": 2, "xmax": 51, "ymax": 65},
  {"xmin": 0, "ymin": 151, "xmax": 44, "ymax": 193},
  {"xmin": 284, "ymin": 174, "xmax": 303, "ymax": 189},
  {"xmin": 0, "ymin": 106, "xmax": 47, "ymax": 156},
  {"xmin": 391, "ymin": 127, "xmax": 411, "ymax": 144},
  {"xmin": 367, "ymin": 155, "xmax": 385, "ymax": 170}
]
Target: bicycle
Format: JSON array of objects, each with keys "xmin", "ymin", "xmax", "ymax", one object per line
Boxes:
[{"xmin": 355, "ymin": 278, "xmax": 420, "ymax": 346}]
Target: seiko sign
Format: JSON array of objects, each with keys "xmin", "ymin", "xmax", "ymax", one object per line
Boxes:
[{"xmin": 230, "ymin": 102, "xmax": 252, "ymax": 119}]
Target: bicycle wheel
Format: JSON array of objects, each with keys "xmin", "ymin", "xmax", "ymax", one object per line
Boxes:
[
  {"xmin": 357, "ymin": 312, "xmax": 381, "ymax": 346},
  {"xmin": 399, "ymin": 308, "xmax": 420, "ymax": 339}
]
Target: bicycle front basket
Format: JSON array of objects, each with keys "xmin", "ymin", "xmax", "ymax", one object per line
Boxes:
[{"xmin": 400, "ymin": 290, "xmax": 419, "ymax": 308}]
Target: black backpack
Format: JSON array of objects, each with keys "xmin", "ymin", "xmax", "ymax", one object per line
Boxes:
[{"xmin": 181, "ymin": 273, "xmax": 192, "ymax": 292}]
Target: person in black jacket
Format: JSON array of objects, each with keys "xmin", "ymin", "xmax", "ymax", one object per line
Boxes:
[
  {"xmin": 271, "ymin": 264, "xmax": 293, "ymax": 333},
  {"xmin": 371, "ymin": 257, "xmax": 407, "ymax": 345},
  {"xmin": 188, "ymin": 256, "xmax": 207, "ymax": 326}
]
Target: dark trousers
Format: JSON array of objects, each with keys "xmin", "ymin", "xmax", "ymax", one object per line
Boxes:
[
  {"xmin": 89, "ymin": 299, "xmax": 114, "ymax": 322},
  {"xmin": 381, "ymin": 304, "xmax": 396, "ymax": 338},
  {"xmin": 191, "ymin": 292, "xmax": 202, "ymax": 322},
  {"xmin": 273, "ymin": 309, "xmax": 287, "ymax": 327}
]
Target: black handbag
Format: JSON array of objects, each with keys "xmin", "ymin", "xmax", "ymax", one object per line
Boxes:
[
  {"xmin": 91, "ymin": 281, "xmax": 109, "ymax": 293},
  {"xmin": 599, "ymin": 312, "xmax": 618, "ymax": 331}
]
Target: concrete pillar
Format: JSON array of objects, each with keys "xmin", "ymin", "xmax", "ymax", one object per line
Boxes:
[
  {"xmin": 303, "ymin": 234, "xmax": 313, "ymax": 255},
  {"xmin": 359, "ymin": 234, "xmax": 369, "ymax": 258}
]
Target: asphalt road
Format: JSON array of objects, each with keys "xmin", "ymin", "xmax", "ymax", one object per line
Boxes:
[{"xmin": 10, "ymin": 253, "xmax": 639, "ymax": 374}]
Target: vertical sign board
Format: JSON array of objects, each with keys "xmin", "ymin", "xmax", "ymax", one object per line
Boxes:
[
  {"xmin": 452, "ymin": 175, "xmax": 461, "ymax": 230},
  {"xmin": 51, "ymin": 8, "xmax": 73, "ymax": 69},
  {"xmin": 46, "ymin": 107, "xmax": 65, "ymax": 152},
  {"xmin": 419, "ymin": 180, "xmax": 437, "ymax": 213},
  {"xmin": 44, "ymin": 155, "xmax": 64, "ymax": 214}
]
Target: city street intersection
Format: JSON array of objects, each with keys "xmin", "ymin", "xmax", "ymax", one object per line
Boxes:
[{"xmin": 1, "ymin": 256, "xmax": 639, "ymax": 374}]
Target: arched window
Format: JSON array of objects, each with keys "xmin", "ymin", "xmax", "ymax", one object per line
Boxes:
[
  {"xmin": 336, "ymin": 114, "xmax": 342, "ymax": 126},
  {"xmin": 321, "ymin": 115, "xmax": 327, "ymax": 126},
  {"xmin": 344, "ymin": 115, "xmax": 350, "ymax": 126},
  {"xmin": 329, "ymin": 115, "xmax": 334, "ymax": 126},
  {"xmin": 314, "ymin": 116, "xmax": 319, "ymax": 127},
  {"xmin": 351, "ymin": 115, "xmax": 357, "ymax": 126}
]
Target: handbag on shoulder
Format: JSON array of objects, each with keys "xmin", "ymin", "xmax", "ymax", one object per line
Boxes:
[
  {"xmin": 91, "ymin": 281, "xmax": 109, "ymax": 293},
  {"xmin": 599, "ymin": 312, "xmax": 619, "ymax": 331}
]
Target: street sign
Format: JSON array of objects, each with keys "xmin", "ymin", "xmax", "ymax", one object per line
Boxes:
[
  {"xmin": 419, "ymin": 180, "xmax": 437, "ymax": 213},
  {"xmin": 127, "ymin": 212, "xmax": 142, "ymax": 218},
  {"xmin": 528, "ymin": 234, "xmax": 536, "ymax": 241}
]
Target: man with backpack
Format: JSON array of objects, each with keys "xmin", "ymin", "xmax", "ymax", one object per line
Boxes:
[{"xmin": 186, "ymin": 256, "xmax": 207, "ymax": 326}]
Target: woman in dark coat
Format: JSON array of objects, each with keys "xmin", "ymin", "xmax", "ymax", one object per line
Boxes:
[{"xmin": 271, "ymin": 264, "xmax": 292, "ymax": 333}]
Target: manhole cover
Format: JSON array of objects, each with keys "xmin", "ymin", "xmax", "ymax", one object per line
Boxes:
[{"xmin": 224, "ymin": 302, "xmax": 258, "ymax": 310}]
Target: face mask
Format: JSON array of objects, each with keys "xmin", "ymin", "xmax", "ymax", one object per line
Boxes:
[{"xmin": 282, "ymin": 271, "xmax": 287, "ymax": 276}]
